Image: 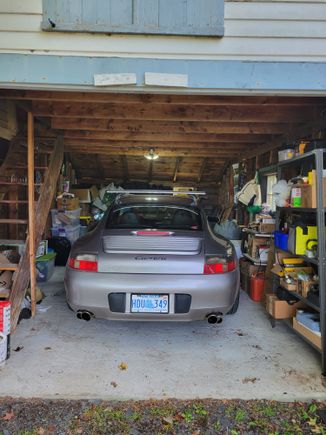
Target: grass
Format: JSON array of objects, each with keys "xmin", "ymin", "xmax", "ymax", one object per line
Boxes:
[{"xmin": 1, "ymin": 399, "xmax": 325, "ymax": 434}]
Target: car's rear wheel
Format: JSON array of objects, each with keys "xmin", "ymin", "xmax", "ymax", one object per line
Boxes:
[{"xmin": 227, "ymin": 292, "xmax": 240, "ymax": 314}]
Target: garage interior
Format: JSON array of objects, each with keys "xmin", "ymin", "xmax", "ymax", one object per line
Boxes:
[{"xmin": 0, "ymin": 89, "xmax": 325, "ymax": 397}]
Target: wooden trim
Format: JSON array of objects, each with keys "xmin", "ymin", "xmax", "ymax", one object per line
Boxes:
[{"xmin": 27, "ymin": 112, "xmax": 36, "ymax": 317}]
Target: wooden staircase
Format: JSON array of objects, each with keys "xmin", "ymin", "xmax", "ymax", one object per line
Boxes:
[{"xmin": 0, "ymin": 116, "xmax": 63, "ymax": 330}]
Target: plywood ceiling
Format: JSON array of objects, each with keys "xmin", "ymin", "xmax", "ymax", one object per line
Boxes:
[{"xmin": 1, "ymin": 90, "xmax": 326, "ymax": 186}]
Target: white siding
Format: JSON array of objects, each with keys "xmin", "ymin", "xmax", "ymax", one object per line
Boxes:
[{"xmin": 0, "ymin": 0, "xmax": 326, "ymax": 61}]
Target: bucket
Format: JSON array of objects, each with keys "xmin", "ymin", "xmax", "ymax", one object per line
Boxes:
[
  {"xmin": 0, "ymin": 333, "xmax": 7, "ymax": 366},
  {"xmin": 250, "ymin": 272, "xmax": 265, "ymax": 302}
]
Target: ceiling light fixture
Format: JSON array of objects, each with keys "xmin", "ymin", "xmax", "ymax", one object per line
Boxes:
[{"xmin": 144, "ymin": 148, "xmax": 159, "ymax": 160}]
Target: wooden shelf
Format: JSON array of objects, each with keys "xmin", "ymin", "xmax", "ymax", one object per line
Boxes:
[
  {"xmin": 0, "ymin": 219, "xmax": 28, "ymax": 224},
  {"xmin": 0, "ymin": 239, "xmax": 25, "ymax": 246}
]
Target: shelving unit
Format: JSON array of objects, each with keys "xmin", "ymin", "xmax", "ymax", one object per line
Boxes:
[{"xmin": 274, "ymin": 149, "xmax": 326, "ymax": 373}]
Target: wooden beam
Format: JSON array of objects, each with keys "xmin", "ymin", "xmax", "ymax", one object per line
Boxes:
[
  {"xmin": 121, "ymin": 155, "xmax": 129, "ymax": 182},
  {"xmin": 32, "ymin": 101, "xmax": 316, "ymax": 123},
  {"xmin": 63, "ymin": 139, "xmax": 256, "ymax": 150},
  {"xmin": 96, "ymin": 154, "xmax": 105, "ymax": 180},
  {"xmin": 3, "ymin": 89, "xmax": 326, "ymax": 106},
  {"xmin": 173, "ymin": 157, "xmax": 182, "ymax": 183},
  {"xmin": 198, "ymin": 158, "xmax": 208, "ymax": 183},
  {"xmin": 27, "ymin": 112, "xmax": 36, "ymax": 317},
  {"xmin": 64, "ymin": 147, "xmax": 245, "ymax": 159},
  {"xmin": 52, "ymin": 118, "xmax": 293, "ymax": 135},
  {"xmin": 63, "ymin": 130, "xmax": 271, "ymax": 143}
]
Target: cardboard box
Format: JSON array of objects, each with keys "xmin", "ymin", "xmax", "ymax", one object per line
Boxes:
[
  {"xmin": 272, "ymin": 299, "xmax": 303, "ymax": 319},
  {"xmin": 297, "ymin": 280, "xmax": 317, "ymax": 297},
  {"xmin": 311, "ymin": 172, "xmax": 326, "ymax": 208},
  {"xmin": 259, "ymin": 223, "xmax": 275, "ymax": 233},
  {"xmin": 57, "ymin": 197, "xmax": 80, "ymax": 211},
  {"xmin": 248, "ymin": 236, "xmax": 271, "ymax": 258},
  {"xmin": 280, "ymin": 278, "xmax": 298, "ymax": 292},
  {"xmin": 293, "ymin": 317, "xmax": 321, "ymax": 349},
  {"xmin": 70, "ymin": 188, "xmax": 91, "ymax": 203}
]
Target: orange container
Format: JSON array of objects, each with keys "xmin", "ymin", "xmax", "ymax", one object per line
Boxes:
[{"xmin": 250, "ymin": 272, "xmax": 265, "ymax": 302}]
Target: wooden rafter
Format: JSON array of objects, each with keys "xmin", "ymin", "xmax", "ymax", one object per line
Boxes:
[
  {"xmin": 121, "ymin": 155, "xmax": 129, "ymax": 181},
  {"xmin": 31, "ymin": 101, "xmax": 317, "ymax": 123},
  {"xmin": 173, "ymin": 157, "xmax": 182, "ymax": 183},
  {"xmin": 3, "ymin": 89, "xmax": 326, "ymax": 106},
  {"xmin": 63, "ymin": 130, "xmax": 271, "ymax": 143},
  {"xmin": 198, "ymin": 158, "xmax": 208, "ymax": 183}
]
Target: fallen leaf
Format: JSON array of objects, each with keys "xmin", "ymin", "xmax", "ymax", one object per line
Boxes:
[
  {"xmin": 37, "ymin": 428, "xmax": 46, "ymax": 435},
  {"xmin": 162, "ymin": 416, "xmax": 173, "ymax": 425},
  {"xmin": 118, "ymin": 362, "xmax": 128, "ymax": 370},
  {"xmin": 1, "ymin": 410, "xmax": 14, "ymax": 421},
  {"xmin": 111, "ymin": 381, "xmax": 118, "ymax": 388},
  {"xmin": 13, "ymin": 346, "xmax": 23, "ymax": 352}
]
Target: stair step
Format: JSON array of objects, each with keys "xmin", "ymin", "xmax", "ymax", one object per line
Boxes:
[
  {"xmin": 0, "ymin": 239, "xmax": 25, "ymax": 246},
  {"xmin": 0, "ymin": 219, "xmax": 28, "ymax": 224},
  {"xmin": 0, "ymin": 262, "xmax": 18, "ymax": 271},
  {"xmin": 5, "ymin": 165, "xmax": 48, "ymax": 170},
  {"xmin": 0, "ymin": 200, "xmax": 37, "ymax": 204},
  {"xmin": 0, "ymin": 182, "xmax": 42, "ymax": 186}
]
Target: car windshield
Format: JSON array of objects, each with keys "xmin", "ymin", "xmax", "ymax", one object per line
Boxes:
[{"xmin": 106, "ymin": 205, "xmax": 202, "ymax": 231}]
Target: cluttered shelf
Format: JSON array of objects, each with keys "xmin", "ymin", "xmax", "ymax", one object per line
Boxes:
[
  {"xmin": 278, "ymin": 207, "xmax": 326, "ymax": 213},
  {"xmin": 278, "ymin": 282, "xmax": 320, "ymax": 313},
  {"xmin": 278, "ymin": 149, "xmax": 325, "ymax": 167},
  {"xmin": 275, "ymin": 247, "xmax": 319, "ymax": 266}
]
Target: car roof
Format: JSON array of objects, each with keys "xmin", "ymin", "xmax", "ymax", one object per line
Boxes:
[{"xmin": 115, "ymin": 194, "xmax": 199, "ymax": 208}]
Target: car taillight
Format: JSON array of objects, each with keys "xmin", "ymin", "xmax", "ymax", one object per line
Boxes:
[
  {"xmin": 69, "ymin": 254, "xmax": 98, "ymax": 272},
  {"xmin": 204, "ymin": 256, "xmax": 236, "ymax": 274}
]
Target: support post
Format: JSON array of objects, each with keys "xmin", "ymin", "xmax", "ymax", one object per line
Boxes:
[{"xmin": 27, "ymin": 112, "xmax": 36, "ymax": 316}]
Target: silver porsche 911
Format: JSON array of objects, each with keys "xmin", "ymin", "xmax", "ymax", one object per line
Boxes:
[{"xmin": 64, "ymin": 191, "xmax": 240, "ymax": 323}]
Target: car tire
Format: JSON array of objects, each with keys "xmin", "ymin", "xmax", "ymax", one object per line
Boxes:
[{"xmin": 227, "ymin": 292, "xmax": 240, "ymax": 314}]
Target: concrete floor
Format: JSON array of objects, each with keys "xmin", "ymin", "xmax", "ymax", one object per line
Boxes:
[{"xmin": 0, "ymin": 267, "xmax": 324, "ymax": 400}]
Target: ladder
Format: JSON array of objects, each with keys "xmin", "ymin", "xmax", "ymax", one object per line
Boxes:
[{"xmin": 0, "ymin": 114, "xmax": 63, "ymax": 330}]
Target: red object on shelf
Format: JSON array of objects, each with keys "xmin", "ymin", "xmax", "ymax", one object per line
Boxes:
[{"xmin": 250, "ymin": 272, "xmax": 265, "ymax": 302}]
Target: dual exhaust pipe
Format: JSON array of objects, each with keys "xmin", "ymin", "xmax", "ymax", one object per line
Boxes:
[
  {"xmin": 77, "ymin": 310, "xmax": 222, "ymax": 324},
  {"xmin": 76, "ymin": 311, "xmax": 93, "ymax": 321},
  {"xmin": 207, "ymin": 313, "xmax": 223, "ymax": 324}
]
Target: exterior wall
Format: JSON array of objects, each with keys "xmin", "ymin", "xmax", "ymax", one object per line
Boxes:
[{"xmin": 0, "ymin": 0, "xmax": 326, "ymax": 62}]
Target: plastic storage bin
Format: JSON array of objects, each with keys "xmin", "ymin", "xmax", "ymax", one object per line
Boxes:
[
  {"xmin": 274, "ymin": 231, "xmax": 289, "ymax": 250},
  {"xmin": 51, "ymin": 208, "xmax": 81, "ymax": 228},
  {"xmin": 36, "ymin": 252, "xmax": 56, "ymax": 282},
  {"xmin": 278, "ymin": 149, "xmax": 294, "ymax": 161},
  {"xmin": 51, "ymin": 225, "xmax": 80, "ymax": 244}
]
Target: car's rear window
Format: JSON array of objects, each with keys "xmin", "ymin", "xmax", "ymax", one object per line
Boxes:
[{"xmin": 106, "ymin": 205, "xmax": 202, "ymax": 231}]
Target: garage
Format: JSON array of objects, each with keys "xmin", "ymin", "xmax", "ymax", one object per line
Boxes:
[
  {"xmin": 0, "ymin": 89, "xmax": 325, "ymax": 386},
  {"xmin": 1, "ymin": 0, "xmax": 326, "ymax": 431}
]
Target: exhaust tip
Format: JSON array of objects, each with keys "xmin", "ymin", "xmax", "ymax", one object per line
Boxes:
[
  {"xmin": 207, "ymin": 313, "xmax": 223, "ymax": 324},
  {"xmin": 82, "ymin": 312, "xmax": 91, "ymax": 321},
  {"xmin": 77, "ymin": 311, "xmax": 93, "ymax": 321}
]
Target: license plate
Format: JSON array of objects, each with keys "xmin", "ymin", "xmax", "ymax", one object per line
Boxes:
[{"xmin": 131, "ymin": 294, "xmax": 169, "ymax": 313}]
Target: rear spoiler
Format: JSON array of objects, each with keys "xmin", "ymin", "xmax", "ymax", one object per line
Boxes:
[{"xmin": 107, "ymin": 190, "xmax": 206, "ymax": 205}]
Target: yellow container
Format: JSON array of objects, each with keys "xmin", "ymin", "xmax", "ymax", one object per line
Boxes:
[{"xmin": 288, "ymin": 225, "xmax": 317, "ymax": 255}]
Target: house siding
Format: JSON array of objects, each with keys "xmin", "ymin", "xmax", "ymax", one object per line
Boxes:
[{"xmin": 0, "ymin": 0, "xmax": 326, "ymax": 61}]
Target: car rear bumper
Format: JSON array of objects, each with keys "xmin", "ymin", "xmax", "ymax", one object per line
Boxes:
[{"xmin": 64, "ymin": 269, "xmax": 240, "ymax": 321}]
